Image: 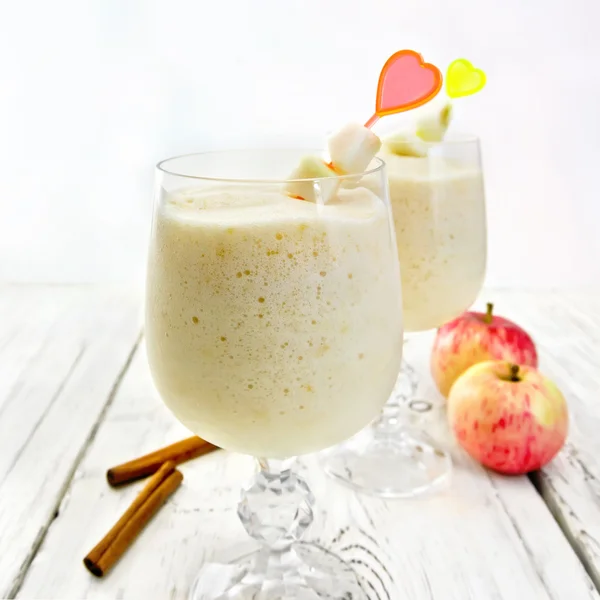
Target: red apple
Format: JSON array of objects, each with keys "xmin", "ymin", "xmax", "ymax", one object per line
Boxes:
[
  {"xmin": 448, "ymin": 361, "xmax": 568, "ymax": 474},
  {"xmin": 431, "ymin": 303, "xmax": 538, "ymax": 398}
]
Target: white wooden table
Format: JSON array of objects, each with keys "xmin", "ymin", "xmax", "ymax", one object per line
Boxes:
[{"xmin": 1, "ymin": 285, "xmax": 599, "ymax": 600}]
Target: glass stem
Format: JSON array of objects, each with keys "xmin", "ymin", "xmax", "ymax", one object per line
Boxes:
[
  {"xmin": 237, "ymin": 458, "xmax": 314, "ymax": 553},
  {"xmin": 373, "ymin": 336, "xmax": 419, "ymax": 434}
]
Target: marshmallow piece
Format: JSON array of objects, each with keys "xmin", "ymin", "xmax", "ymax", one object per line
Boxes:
[
  {"xmin": 416, "ymin": 103, "xmax": 453, "ymax": 142},
  {"xmin": 285, "ymin": 156, "xmax": 339, "ymax": 203},
  {"xmin": 383, "ymin": 133, "xmax": 429, "ymax": 157},
  {"xmin": 327, "ymin": 123, "xmax": 382, "ymax": 175}
]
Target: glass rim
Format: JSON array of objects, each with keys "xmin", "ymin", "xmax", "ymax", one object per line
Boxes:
[
  {"xmin": 425, "ymin": 133, "xmax": 480, "ymax": 145},
  {"xmin": 156, "ymin": 150, "xmax": 386, "ymax": 184},
  {"xmin": 379, "ymin": 132, "xmax": 480, "ymax": 146}
]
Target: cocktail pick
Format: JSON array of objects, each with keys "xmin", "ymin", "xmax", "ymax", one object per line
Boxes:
[
  {"xmin": 364, "ymin": 50, "xmax": 443, "ymax": 129},
  {"xmin": 445, "ymin": 59, "xmax": 486, "ymax": 98}
]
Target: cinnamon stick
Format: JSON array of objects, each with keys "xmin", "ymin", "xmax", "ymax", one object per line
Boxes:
[
  {"xmin": 84, "ymin": 461, "xmax": 182, "ymax": 577},
  {"xmin": 106, "ymin": 436, "xmax": 218, "ymax": 486}
]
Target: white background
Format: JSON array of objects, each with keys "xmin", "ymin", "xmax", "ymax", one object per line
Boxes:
[{"xmin": 1, "ymin": 0, "xmax": 598, "ymax": 287}]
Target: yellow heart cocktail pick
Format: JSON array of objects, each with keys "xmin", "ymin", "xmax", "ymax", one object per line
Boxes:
[{"xmin": 446, "ymin": 59, "xmax": 486, "ymax": 98}]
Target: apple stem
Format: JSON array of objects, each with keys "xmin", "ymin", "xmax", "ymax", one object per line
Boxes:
[
  {"xmin": 485, "ymin": 302, "xmax": 494, "ymax": 324},
  {"xmin": 509, "ymin": 364, "xmax": 520, "ymax": 382}
]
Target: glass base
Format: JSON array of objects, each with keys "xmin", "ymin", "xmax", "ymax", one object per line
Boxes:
[
  {"xmin": 322, "ymin": 427, "xmax": 452, "ymax": 499},
  {"xmin": 189, "ymin": 542, "xmax": 363, "ymax": 599}
]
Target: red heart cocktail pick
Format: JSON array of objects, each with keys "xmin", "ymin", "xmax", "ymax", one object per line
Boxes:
[{"xmin": 364, "ymin": 50, "xmax": 443, "ymax": 129}]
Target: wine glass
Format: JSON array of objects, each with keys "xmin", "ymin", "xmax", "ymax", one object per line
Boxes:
[
  {"xmin": 145, "ymin": 150, "xmax": 403, "ymax": 598},
  {"xmin": 322, "ymin": 135, "xmax": 487, "ymax": 498}
]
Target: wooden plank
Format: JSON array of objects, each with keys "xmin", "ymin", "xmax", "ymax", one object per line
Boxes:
[
  {"xmin": 18, "ymin": 301, "xmax": 598, "ymax": 600},
  {"xmin": 0, "ymin": 285, "xmax": 141, "ymax": 598},
  {"xmin": 483, "ymin": 290, "xmax": 600, "ymax": 589},
  {"xmin": 0, "ymin": 285, "xmax": 80, "ymax": 412}
]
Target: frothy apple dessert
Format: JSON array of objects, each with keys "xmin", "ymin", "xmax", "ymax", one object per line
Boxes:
[
  {"xmin": 379, "ymin": 147, "xmax": 486, "ymax": 331},
  {"xmin": 375, "ymin": 104, "xmax": 486, "ymax": 331},
  {"xmin": 146, "ymin": 183, "xmax": 402, "ymax": 458}
]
